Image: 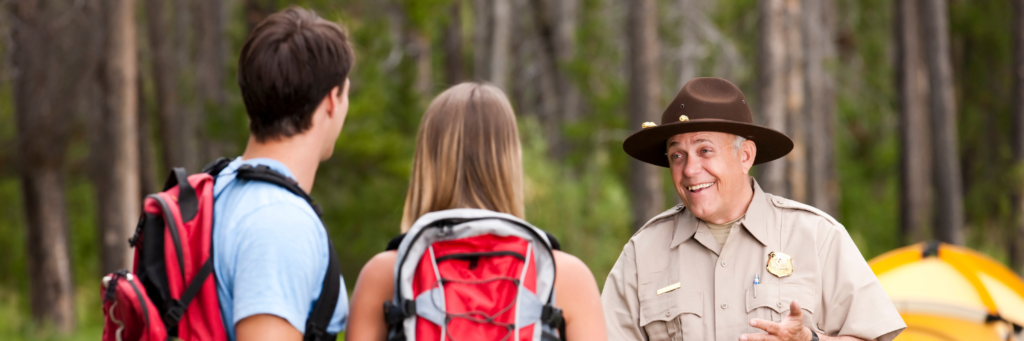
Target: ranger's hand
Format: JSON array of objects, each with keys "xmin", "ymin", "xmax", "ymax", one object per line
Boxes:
[{"xmin": 739, "ymin": 300, "xmax": 813, "ymax": 341}]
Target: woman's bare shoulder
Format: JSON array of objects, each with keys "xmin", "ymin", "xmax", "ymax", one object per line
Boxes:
[
  {"xmin": 552, "ymin": 250, "xmax": 596, "ymax": 280},
  {"xmin": 357, "ymin": 250, "xmax": 397, "ymax": 284}
]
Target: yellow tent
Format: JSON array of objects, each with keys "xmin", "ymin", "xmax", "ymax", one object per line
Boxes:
[{"xmin": 869, "ymin": 242, "xmax": 1024, "ymax": 341}]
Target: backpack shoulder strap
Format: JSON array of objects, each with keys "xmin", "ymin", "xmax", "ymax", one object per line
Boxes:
[
  {"xmin": 235, "ymin": 164, "xmax": 339, "ymax": 341},
  {"xmin": 385, "ymin": 233, "xmax": 406, "ymax": 251},
  {"xmin": 202, "ymin": 157, "xmax": 234, "ymax": 177},
  {"xmin": 544, "ymin": 232, "xmax": 561, "ymax": 251}
]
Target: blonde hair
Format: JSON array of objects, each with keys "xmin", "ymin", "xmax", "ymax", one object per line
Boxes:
[{"xmin": 400, "ymin": 82, "xmax": 525, "ymax": 232}]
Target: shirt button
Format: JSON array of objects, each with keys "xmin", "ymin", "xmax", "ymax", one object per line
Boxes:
[
  {"xmin": 721, "ymin": 261, "xmax": 728, "ymax": 267},
  {"xmin": 665, "ymin": 311, "xmax": 671, "ymax": 317},
  {"xmin": 721, "ymin": 303, "xmax": 728, "ymax": 309},
  {"xmin": 777, "ymin": 302, "xmax": 784, "ymax": 308}
]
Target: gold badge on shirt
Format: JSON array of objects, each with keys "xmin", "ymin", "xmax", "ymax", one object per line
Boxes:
[{"xmin": 767, "ymin": 251, "xmax": 793, "ymax": 277}]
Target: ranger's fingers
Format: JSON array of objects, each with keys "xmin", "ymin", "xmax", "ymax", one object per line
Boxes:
[
  {"xmin": 749, "ymin": 318, "xmax": 783, "ymax": 335},
  {"xmin": 739, "ymin": 332, "xmax": 781, "ymax": 341},
  {"xmin": 788, "ymin": 300, "xmax": 803, "ymax": 319}
]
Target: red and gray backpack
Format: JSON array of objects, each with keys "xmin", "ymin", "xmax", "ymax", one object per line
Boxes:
[
  {"xmin": 101, "ymin": 158, "xmax": 341, "ymax": 341},
  {"xmin": 383, "ymin": 209, "xmax": 567, "ymax": 341}
]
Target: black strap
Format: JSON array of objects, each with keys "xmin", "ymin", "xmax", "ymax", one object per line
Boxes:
[
  {"xmin": 202, "ymin": 157, "xmax": 234, "ymax": 177},
  {"xmin": 236, "ymin": 164, "xmax": 324, "ymax": 217},
  {"xmin": 542, "ymin": 305, "xmax": 567, "ymax": 341},
  {"xmin": 545, "ymin": 232, "xmax": 561, "ymax": 251},
  {"xmin": 385, "ymin": 233, "xmax": 406, "ymax": 251},
  {"xmin": 163, "ymin": 257, "xmax": 215, "ymax": 329},
  {"xmin": 235, "ymin": 163, "xmax": 339, "ymax": 340},
  {"xmin": 304, "ymin": 241, "xmax": 340, "ymax": 341},
  {"xmin": 163, "ymin": 167, "xmax": 199, "ymax": 222}
]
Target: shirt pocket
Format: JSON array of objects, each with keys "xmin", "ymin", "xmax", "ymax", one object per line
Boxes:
[
  {"xmin": 745, "ymin": 282, "xmax": 817, "ymax": 334},
  {"xmin": 779, "ymin": 284, "xmax": 817, "ymax": 329},
  {"xmin": 639, "ymin": 290, "xmax": 703, "ymax": 341}
]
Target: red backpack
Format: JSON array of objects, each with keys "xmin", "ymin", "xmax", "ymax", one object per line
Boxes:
[
  {"xmin": 101, "ymin": 158, "xmax": 341, "ymax": 341},
  {"xmin": 383, "ymin": 209, "xmax": 566, "ymax": 341}
]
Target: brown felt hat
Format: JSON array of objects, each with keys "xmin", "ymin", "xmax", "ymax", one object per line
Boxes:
[{"xmin": 623, "ymin": 77, "xmax": 793, "ymax": 167}]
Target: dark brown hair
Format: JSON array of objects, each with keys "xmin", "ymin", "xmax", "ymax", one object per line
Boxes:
[{"xmin": 238, "ymin": 7, "xmax": 354, "ymax": 142}]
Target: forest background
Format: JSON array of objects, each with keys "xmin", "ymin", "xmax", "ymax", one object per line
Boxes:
[{"xmin": 0, "ymin": 0, "xmax": 1021, "ymax": 339}]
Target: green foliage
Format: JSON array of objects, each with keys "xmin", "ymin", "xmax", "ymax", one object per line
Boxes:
[
  {"xmin": 949, "ymin": 0, "xmax": 1017, "ymax": 258},
  {"xmin": 831, "ymin": 0, "xmax": 903, "ymax": 258}
]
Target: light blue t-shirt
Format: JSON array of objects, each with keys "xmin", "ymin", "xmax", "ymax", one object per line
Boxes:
[{"xmin": 213, "ymin": 157, "xmax": 348, "ymax": 340}]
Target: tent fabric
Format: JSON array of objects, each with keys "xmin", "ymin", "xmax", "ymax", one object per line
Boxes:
[{"xmin": 869, "ymin": 242, "xmax": 1024, "ymax": 341}]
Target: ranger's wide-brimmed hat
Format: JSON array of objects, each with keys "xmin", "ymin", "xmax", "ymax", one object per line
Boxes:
[{"xmin": 623, "ymin": 77, "xmax": 794, "ymax": 167}]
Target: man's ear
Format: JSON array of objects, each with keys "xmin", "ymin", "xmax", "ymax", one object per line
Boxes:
[
  {"xmin": 741, "ymin": 139, "xmax": 757, "ymax": 173},
  {"xmin": 325, "ymin": 85, "xmax": 341, "ymax": 118}
]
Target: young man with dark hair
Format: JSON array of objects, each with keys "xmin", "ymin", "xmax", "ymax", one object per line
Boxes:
[{"xmin": 212, "ymin": 7, "xmax": 354, "ymax": 341}]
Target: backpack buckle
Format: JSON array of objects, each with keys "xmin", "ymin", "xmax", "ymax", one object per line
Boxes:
[
  {"xmin": 541, "ymin": 305, "xmax": 564, "ymax": 327},
  {"xmin": 383, "ymin": 300, "xmax": 416, "ymax": 325},
  {"xmin": 163, "ymin": 300, "xmax": 186, "ymax": 327},
  {"xmin": 303, "ymin": 323, "xmax": 336, "ymax": 341}
]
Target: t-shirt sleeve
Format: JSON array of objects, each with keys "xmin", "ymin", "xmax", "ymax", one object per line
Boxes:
[
  {"xmin": 817, "ymin": 222, "xmax": 906, "ymax": 341},
  {"xmin": 228, "ymin": 203, "xmax": 329, "ymax": 334}
]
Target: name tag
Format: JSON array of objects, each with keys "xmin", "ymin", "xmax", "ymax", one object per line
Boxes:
[{"xmin": 657, "ymin": 282, "xmax": 681, "ymax": 295}]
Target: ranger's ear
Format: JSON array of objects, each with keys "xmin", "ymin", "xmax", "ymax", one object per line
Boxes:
[{"xmin": 742, "ymin": 139, "xmax": 757, "ymax": 172}]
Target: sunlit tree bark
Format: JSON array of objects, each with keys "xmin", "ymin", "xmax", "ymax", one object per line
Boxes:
[
  {"xmin": 920, "ymin": 0, "xmax": 964, "ymax": 245},
  {"xmin": 9, "ymin": 0, "xmax": 93, "ymax": 331},
  {"xmin": 896, "ymin": 0, "xmax": 932, "ymax": 244},
  {"xmin": 627, "ymin": 0, "xmax": 665, "ymax": 230},
  {"xmin": 92, "ymin": 0, "xmax": 141, "ymax": 274},
  {"xmin": 803, "ymin": 0, "xmax": 837, "ymax": 215}
]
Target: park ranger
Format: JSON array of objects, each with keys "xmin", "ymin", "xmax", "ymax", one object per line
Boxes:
[{"xmin": 602, "ymin": 77, "xmax": 905, "ymax": 341}]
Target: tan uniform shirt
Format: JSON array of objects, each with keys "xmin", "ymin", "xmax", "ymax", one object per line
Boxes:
[{"xmin": 601, "ymin": 179, "xmax": 905, "ymax": 341}]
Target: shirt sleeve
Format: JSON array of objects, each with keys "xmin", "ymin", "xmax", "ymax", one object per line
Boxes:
[
  {"xmin": 228, "ymin": 203, "xmax": 331, "ymax": 334},
  {"xmin": 601, "ymin": 241, "xmax": 647, "ymax": 341},
  {"xmin": 817, "ymin": 222, "xmax": 906, "ymax": 341}
]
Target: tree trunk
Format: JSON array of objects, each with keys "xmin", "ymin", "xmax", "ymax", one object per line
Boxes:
[
  {"xmin": 194, "ymin": 0, "xmax": 228, "ymax": 161},
  {"xmin": 896, "ymin": 0, "xmax": 932, "ymax": 244},
  {"xmin": 443, "ymin": 1, "xmax": 465, "ymax": 86},
  {"xmin": 1011, "ymin": 0, "xmax": 1024, "ymax": 271},
  {"xmin": 784, "ymin": 0, "xmax": 807, "ymax": 203},
  {"xmin": 677, "ymin": 0, "xmax": 704, "ymax": 86},
  {"xmin": 9, "ymin": 0, "xmax": 90, "ymax": 332},
  {"xmin": 473, "ymin": 0, "xmax": 511, "ymax": 90},
  {"xmin": 146, "ymin": 0, "xmax": 196, "ymax": 171},
  {"xmin": 757, "ymin": 0, "xmax": 790, "ymax": 197},
  {"xmin": 474, "ymin": 0, "xmax": 493, "ymax": 81},
  {"xmin": 529, "ymin": 0, "xmax": 580, "ymax": 158},
  {"xmin": 627, "ymin": 0, "xmax": 665, "ymax": 230},
  {"xmin": 92, "ymin": 0, "xmax": 141, "ymax": 274},
  {"xmin": 920, "ymin": 0, "xmax": 964, "ymax": 245},
  {"xmin": 411, "ymin": 31, "xmax": 434, "ymax": 96},
  {"xmin": 139, "ymin": 67, "xmax": 158, "ymax": 196},
  {"xmin": 489, "ymin": 0, "xmax": 511, "ymax": 90},
  {"xmin": 803, "ymin": 0, "xmax": 837, "ymax": 215}
]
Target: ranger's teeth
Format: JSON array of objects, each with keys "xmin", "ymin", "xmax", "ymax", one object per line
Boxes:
[{"xmin": 687, "ymin": 182, "xmax": 713, "ymax": 191}]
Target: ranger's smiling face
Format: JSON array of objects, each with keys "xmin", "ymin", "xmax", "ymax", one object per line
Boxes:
[{"xmin": 667, "ymin": 131, "xmax": 757, "ymax": 224}]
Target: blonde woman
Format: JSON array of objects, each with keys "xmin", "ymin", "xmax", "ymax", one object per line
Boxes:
[{"xmin": 346, "ymin": 83, "xmax": 606, "ymax": 340}]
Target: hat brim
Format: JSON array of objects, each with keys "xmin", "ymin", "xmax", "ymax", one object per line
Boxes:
[{"xmin": 622, "ymin": 119, "xmax": 794, "ymax": 167}]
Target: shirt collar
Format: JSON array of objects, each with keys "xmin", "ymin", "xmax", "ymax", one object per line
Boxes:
[{"xmin": 670, "ymin": 177, "xmax": 770, "ymax": 248}]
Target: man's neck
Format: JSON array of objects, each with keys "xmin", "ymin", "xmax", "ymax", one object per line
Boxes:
[{"xmin": 240, "ymin": 135, "xmax": 321, "ymax": 193}]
